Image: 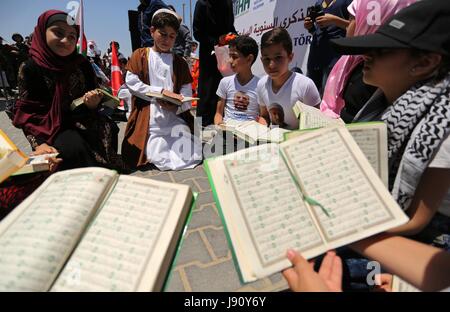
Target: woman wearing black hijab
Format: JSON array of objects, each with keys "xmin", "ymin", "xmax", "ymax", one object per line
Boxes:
[{"xmin": 193, "ymin": 0, "xmax": 236, "ymax": 127}]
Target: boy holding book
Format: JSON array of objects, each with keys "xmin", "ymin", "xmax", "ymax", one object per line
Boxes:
[
  {"xmin": 214, "ymin": 35, "xmax": 260, "ymax": 125},
  {"xmin": 257, "ymin": 28, "xmax": 321, "ymax": 130},
  {"xmin": 122, "ymin": 9, "xmax": 202, "ymax": 171}
]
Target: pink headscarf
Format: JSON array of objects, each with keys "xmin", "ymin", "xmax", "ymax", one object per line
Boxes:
[{"xmin": 320, "ymin": 0, "xmax": 416, "ymax": 118}]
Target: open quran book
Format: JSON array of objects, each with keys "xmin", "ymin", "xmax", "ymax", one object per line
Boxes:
[
  {"xmin": 0, "ymin": 168, "xmax": 193, "ymax": 292},
  {"xmin": 204, "ymin": 126, "xmax": 408, "ymax": 283},
  {"xmin": 293, "ymin": 101, "xmax": 345, "ymax": 130},
  {"xmin": 217, "ymin": 120, "xmax": 291, "ymax": 144},
  {"xmin": 0, "ymin": 129, "xmax": 28, "ymax": 183},
  {"xmin": 284, "ymin": 122, "xmax": 389, "ymax": 186}
]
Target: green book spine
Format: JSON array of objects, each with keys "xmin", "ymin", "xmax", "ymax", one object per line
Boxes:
[
  {"xmin": 162, "ymin": 192, "xmax": 198, "ymax": 292},
  {"xmin": 203, "ymin": 160, "xmax": 248, "ymax": 285}
]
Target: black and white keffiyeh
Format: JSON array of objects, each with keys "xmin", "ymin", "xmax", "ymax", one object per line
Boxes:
[{"xmin": 381, "ymin": 73, "xmax": 450, "ymax": 210}]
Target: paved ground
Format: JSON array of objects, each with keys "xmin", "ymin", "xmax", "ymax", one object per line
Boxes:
[{"xmin": 0, "ymin": 98, "xmax": 288, "ymax": 292}]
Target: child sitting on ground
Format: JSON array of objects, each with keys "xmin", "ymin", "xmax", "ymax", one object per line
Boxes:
[
  {"xmin": 257, "ymin": 28, "xmax": 321, "ymax": 130},
  {"xmin": 214, "ymin": 35, "xmax": 260, "ymax": 125},
  {"xmin": 122, "ymin": 9, "xmax": 202, "ymax": 171}
]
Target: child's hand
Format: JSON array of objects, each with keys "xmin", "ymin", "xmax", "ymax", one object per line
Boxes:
[
  {"xmin": 31, "ymin": 145, "xmax": 62, "ymax": 172},
  {"xmin": 32, "ymin": 143, "xmax": 58, "ymax": 155},
  {"xmin": 158, "ymin": 100, "xmax": 178, "ymax": 113},
  {"xmin": 83, "ymin": 90, "xmax": 103, "ymax": 110},
  {"xmin": 257, "ymin": 116, "xmax": 268, "ymax": 126},
  {"xmin": 304, "ymin": 17, "xmax": 314, "ymax": 31},
  {"xmin": 214, "ymin": 115, "xmax": 223, "ymax": 125},
  {"xmin": 282, "ymin": 250, "xmax": 343, "ymax": 292},
  {"xmin": 46, "ymin": 157, "xmax": 63, "ymax": 173},
  {"xmin": 316, "ymin": 14, "xmax": 338, "ymax": 28},
  {"xmin": 372, "ymin": 274, "xmax": 394, "ymax": 292},
  {"xmin": 162, "ymin": 89, "xmax": 184, "ymax": 101}
]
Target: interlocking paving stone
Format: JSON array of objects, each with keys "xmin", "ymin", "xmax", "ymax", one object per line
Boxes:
[
  {"xmin": 196, "ymin": 191, "xmax": 216, "ymax": 207},
  {"xmin": 176, "ymin": 178, "xmax": 201, "ymax": 193},
  {"xmin": 236, "ymin": 278, "xmax": 270, "ymax": 292},
  {"xmin": 194, "ymin": 202, "xmax": 216, "ymax": 212},
  {"xmin": 187, "ymin": 205, "xmax": 222, "ymax": 230},
  {"xmin": 184, "ymin": 260, "xmax": 243, "ymax": 292},
  {"xmin": 202, "ymin": 227, "xmax": 230, "ymax": 259},
  {"xmin": 165, "ymin": 270, "xmax": 186, "ymax": 292},
  {"xmin": 193, "ymin": 177, "xmax": 212, "ymax": 193},
  {"xmin": 175, "ymin": 231, "xmax": 213, "ymax": 266},
  {"xmin": 171, "ymin": 169, "xmax": 205, "ymax": 183},
  {"xmin": 268, "ymin": 273, "xmax": 288, "ymax": 290}
]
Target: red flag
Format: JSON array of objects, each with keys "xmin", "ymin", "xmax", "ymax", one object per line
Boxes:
[
  {"xmin": 110, "ymin": 42, "xmax": 123, "ymax": 102},
  {"xmin": 77, "ymin": 34, "xmax": 87, "ymax": 56}
]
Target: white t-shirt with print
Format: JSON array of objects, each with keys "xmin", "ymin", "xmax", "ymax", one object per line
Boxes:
[
  {"xmin": 257, "ymin": 72, "xmax": 321, "ymax": 130},
  {"xmin": 216, "ymin": 74, "xmax": 260, "ymax": 122}
]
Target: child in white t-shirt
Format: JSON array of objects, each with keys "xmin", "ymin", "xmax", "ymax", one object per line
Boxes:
[
  {"xmin": 214, "ymin": 36, "xmax": 260, "ymax": 125},
  {"xmin": 257, "ymin": 28, "xmax": 321, "ymax": 130}
]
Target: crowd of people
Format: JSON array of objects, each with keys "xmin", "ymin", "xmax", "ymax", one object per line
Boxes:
[
  {"xmin": 0, "ymin": 0, "xmax": 449, "ymax": 292},
  {"xmin": 0, "ymin": 33, "xmax": 31, "ymax": 97}
]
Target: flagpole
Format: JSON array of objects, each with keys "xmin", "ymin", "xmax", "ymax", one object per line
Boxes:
[
  {"xmin": 79, "ymin": 0, "xmax": 83, "ymax": 50},
  {"xmin": 77, "ymin": 0, "xmax": 87, "ymax": 56},
  {"xmin": 189, "ymin": 0, "xmax": 193, "ymax": 32}
]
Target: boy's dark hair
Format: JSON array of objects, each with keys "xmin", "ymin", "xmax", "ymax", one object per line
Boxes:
[
  {"xmin": 438, "ymin": 55, "xmax": 450, "ymax": 80},
  {"xmin": 229, "ymin": 35, "xmax": 259, "ymax": 65},
  {"xmin": 410, "ymin": 49, "xmax": 450, "ymax": 81},
  {"xmin": 261, "ymin": 27, "xmax": 293, "ymax": 55},
  {"xmin": 151, "ymin": 12, "xmax": 180, "ymax": 32}
]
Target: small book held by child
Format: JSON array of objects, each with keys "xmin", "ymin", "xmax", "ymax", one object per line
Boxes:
[
  {"xmin": 146, "ymin": 89, "xmax": 199, "ymax": 106},
  {"xmin": 71, "ymin": 88, "xmax": 120, "ymax": 111},
  {"xmin": 11, "ymin": 153, "xmax": 59, "ymax": 176}
]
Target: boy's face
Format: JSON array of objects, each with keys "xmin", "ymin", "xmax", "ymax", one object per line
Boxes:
[
  {"xmin": 261, "ymin": 43, "xmax": 294, "ymax": 80},
  {"xmin": 229, "ymin": 46, "xmax": 253, "ymax": 74},
  {"xmin": 151, "ymin": 26, "xmax": 177, "ymax": 53},
  {"xmin": 362, "ymin": 49, "xmax": 414, "ymax": 92}
]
